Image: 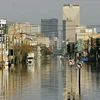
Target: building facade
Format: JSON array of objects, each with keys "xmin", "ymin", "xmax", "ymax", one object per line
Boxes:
[
  {"xmin": 0, "ymin": 19, "xmax": 7, "ymax": 62},
  {"xmin": 62, "ymin": 4, "xmax": 80, "ymax": 42},
  {"xmin": 8, "ymin": 22, "xmax": 40, "ymax": 36},
  {"xmin": 41, "ymin": 18, "xmax": 58, "ymax": 39},
  {"xmin": 20, "ymin": 22, "xmax": 40, "ymax": 35}
]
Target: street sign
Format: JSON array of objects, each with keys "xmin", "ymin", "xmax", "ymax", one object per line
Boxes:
[
  {"xmin": 80, "ymin": 57, "xmax": 88, "ymax": 61},
  {"xmin": 76, "ymin": 61, "xmax": 83, "ymax": 69},
  {"xmin": 68, "ymin": 59, "xmax": 75, "ymax": 65}
]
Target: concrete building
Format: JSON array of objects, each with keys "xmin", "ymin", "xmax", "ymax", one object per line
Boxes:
[
  {"xmin": 62, "ymin": 3, "xmax": 80, "ymax": 42},
  {"xmin": 0, "ymin": 19, "xmax": 7, "ymax": 63},
  {"xmin": 0, "ymin": 19, "xmax": 7, "ymax": 41},
  {"xmin": 76, "ymin": 25, "xmax": 97, "ymax": 34},
  {"xmin": 8, "ymin": 22, "xmax": 40, "ymax": 35},
  {"xmin": 36, "ymin": 37, "xmax": 50, "ymax": 47},
  {"xmin": 20, "ymin": 22, "xmax": 40, "ymax": 35},
  {"xmin": 41, "ymin": 18, "xmax": 58, "ymax": 39}
]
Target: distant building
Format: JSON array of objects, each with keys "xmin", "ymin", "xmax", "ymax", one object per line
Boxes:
[
  {"xmin": 36, "ymin": 37, "xmax": 50, "ymax": 47},
  {"xmin": 41, "ymin": 18, "xmax": 58, "ymax": 39},
  {"xmin": 62, "ymin": 3, "xmax": 80, "ymax": 42},
  {"xmin": 0, "ymin": 19, "xmax": 6, "ymax": 27},
  {"xmin": 8, "ymin": 22, "xmax": 41, "ymax": 35},
  {"xmin": 20, "ymin": 22, "xmax": 40, "ymax": 35},
  {"xmin": 0, "ymin": 19, "xmax": 7, "ymax": 41},
  {"xmin": 76, "ymin": 25, "xmax": 97, "ymax": 36},
  {"xmin": 0, "ymin": 19, "xmax": 7, "ymax": 62}
]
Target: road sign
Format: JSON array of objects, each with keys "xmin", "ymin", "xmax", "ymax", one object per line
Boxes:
[
  {"xmin": 76, "ymin": 61, "xmax": 83, "ymax": 69},
  {"xmin": 80, "ymin": 57, "xmax": 88, "ymax": 61},
  {"xmin": 68, "ymin": 59, "xmax": 75, "ymax": 65}
]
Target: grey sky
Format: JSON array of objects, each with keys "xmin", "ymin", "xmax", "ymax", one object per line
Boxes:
[{"xmin": 0, "ymin": 0, "xmax": 100, "ymax": 25}]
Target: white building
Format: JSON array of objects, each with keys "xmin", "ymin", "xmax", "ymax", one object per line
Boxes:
[
  {"xmin": 36, "ymin": 37, "xmax": 50, "ymax": 47},
  {"xmin": 76, "ymin": 25, "xmax": 97, "ymax": 40},
  {"xmin": 0, "ymin": 19, "xmax": 7, "ymax": 40},
  {"xmin": 62, "ymin": 3, "xmax": 80, "ymax": 42},
  {"xmin": 20, "ymin": 22, "xmax": 40, "ymax": 35},
  {"xmin": 0, "ymin": 19, "xmax": 6, "ymax": 27},
  {"xmin": 0, "ymin": 19, "xmax": 7, "ymax": 63}
]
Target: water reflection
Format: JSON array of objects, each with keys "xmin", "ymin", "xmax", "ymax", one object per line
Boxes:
[
  {"xmin": 0, "ymin": 59, "xmax": 100, "ymax": 100},
  {"xmin": 81, "ymin": 62, "xmax": 100, "ymax": 100}
]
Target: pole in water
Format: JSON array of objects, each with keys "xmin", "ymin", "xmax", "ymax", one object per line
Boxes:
[{"xmin": 79, "ymin": 68, "xmax": 81, "ymax": 99}]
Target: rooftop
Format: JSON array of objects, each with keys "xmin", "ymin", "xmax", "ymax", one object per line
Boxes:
[{"xmin": 63, "ymin": 3, "xmax": 80, "ymax": 6}]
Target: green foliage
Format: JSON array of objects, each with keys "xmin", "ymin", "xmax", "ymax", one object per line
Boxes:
[
  {"xmin": 40, "ymin": 45, "xmax": 52, "ymax": 57},
  {"xmin": 14, "ymin": 43, "xmax": 33, "ymax": 56},
  {"xmin": 4, "ymin": 24, "xmax": 8, "ymax": 34},
  {"xmin": 77, "ymin": 39, "xmax": 84, "ymax": 53}
]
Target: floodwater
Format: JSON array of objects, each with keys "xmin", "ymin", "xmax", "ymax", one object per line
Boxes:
[{"xmin": 0, "ymin": 58, "xmax": 100, "ymax": 100}]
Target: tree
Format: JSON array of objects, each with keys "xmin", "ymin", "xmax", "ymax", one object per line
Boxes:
[
  {"xmin": 40, "ymin": 45, "xmax": 52, "ymax": 57},
  {"xmin": 14, "ymin": 43, "xmax": 33, "ymax": 56}
]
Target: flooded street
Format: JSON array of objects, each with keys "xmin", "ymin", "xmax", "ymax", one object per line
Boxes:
[{"xmin": 0, "ymin": 58, "xmax": 100, "ymax": 100}]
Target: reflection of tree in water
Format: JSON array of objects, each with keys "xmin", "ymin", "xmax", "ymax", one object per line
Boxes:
[
  {"xmin": 88, "ymin": 61, "xmax": 100, "ymax": 90},
  {"xmin": 88, "ymin": 62, "xmax": 100, "ymax": 73}
]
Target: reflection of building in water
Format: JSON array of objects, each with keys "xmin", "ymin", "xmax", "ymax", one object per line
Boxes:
[
  {"xmin": 81, "ymin": 63, "xmax": 92, "ymax": 90},
  {"xmin": 0, "ymin": 69, "xmax": 9, "ymax": 99},
  {"xmin": 81, "ymin": 62, "xmax": 97, "ymax": 99},
  {"xmin": 65, "ymin": 61, "xmax": 79, "ymax": 100},
  {"xmin": 3, "ymin": 63, "xmax": 42, "ymax": 100},
  {"xmin": 57, "ymin": 59, "xmax": 63, "ymax": 100},
  {"xmin": 65, "ymin": 62, "xmax": 98, "ymax": 100},
  {"xmin": 41, "ymin": 59, "xmax": 59, "ymax": 100},
  {"xmin": 0, "ymin": 71, "xmax": 2, "ymax": 95}
]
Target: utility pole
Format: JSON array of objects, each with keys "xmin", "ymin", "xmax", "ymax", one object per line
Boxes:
[{"xmin": 1, "ymin": 39, "xmax": 3, "ymax": 70}]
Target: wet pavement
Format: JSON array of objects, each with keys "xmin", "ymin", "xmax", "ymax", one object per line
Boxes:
[{"xmin": 0, "ymin": 58, "xmax": 100, "ymax": 100}]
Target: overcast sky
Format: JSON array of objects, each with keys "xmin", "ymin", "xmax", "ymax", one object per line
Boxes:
[{"xmin": 0, "ymin": 0, "xmax": 100, "ymax": 25}]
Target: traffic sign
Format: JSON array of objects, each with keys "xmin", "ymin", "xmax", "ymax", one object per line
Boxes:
[
  {"xmin": 76, "ymin": 61, "xmax": 83, "ymax": 69},
  {"xmin": 68, "ymin": 59, "xmax": 75, "ymax": 65}
]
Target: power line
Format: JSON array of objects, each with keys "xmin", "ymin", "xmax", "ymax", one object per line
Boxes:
[{"xmin": 6, "ymin": 21, "xmax": 100, "ymax": 28}]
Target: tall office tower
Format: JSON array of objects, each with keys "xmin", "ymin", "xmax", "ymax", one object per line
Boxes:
[
  {"xmin": 41, "ymin": 18, "xmax": 58, "ymax": 39},
  {"xmin": 62, "ymin": 3, "xmax": 80, "ymax": 42}
]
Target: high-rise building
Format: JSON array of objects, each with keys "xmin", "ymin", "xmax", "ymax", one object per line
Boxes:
[
  {"xmin": 41, "ymin": 18, "xmax": 58, "ymax": 39},
  {"xmin": 62, "ymin": 3, "xmax": 80, "ymax": 42}
]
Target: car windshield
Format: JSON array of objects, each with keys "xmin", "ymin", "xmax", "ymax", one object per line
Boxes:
[{"xmin": 27, "ymin": 57, "xmax": 34, "ymax": 59}]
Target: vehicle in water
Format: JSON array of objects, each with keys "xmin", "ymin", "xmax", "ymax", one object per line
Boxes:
[{"xmin": 26, "ymin": 52, "xmax": 34, "ymax": 65}]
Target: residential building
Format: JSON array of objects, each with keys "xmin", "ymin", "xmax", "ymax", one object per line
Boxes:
[
  {"xmin": 62, "ymin": 3, "xmax": 80, "ymax": 42},
  {"xmin": 41, "ymin": 18, "xmax": 58, "ymax": 39}
]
